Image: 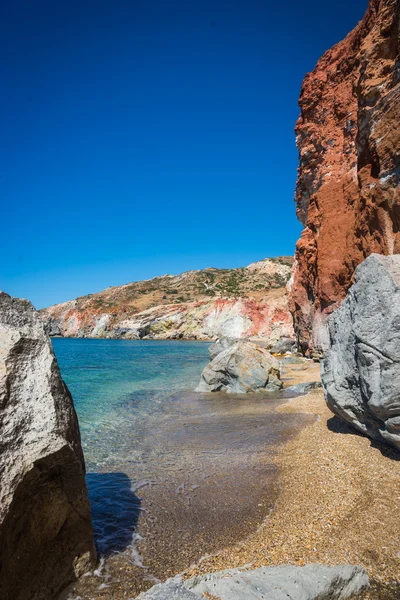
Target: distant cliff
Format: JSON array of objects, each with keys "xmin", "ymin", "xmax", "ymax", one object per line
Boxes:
[
  {"xmin": 41, "ymin": 257, "xmax": 294, "ymax": 345},
  {"xmin": 290, "ymin": 0, "xmax": 400, "ymax": 355}
]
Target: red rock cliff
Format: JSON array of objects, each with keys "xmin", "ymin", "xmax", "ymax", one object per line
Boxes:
[{"xmin": 290, "ymin": 0, "xmax": 400, "ymax": 355}]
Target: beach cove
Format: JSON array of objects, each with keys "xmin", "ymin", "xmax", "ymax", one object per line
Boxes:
[{"xmin": 54, "ymin": 339, "xmax": 314, "ymax": 598}]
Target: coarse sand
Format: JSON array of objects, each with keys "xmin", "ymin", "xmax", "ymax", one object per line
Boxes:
[{"xmin": 186, "ymin": 364, "xmax": 400, "ymax": 599}]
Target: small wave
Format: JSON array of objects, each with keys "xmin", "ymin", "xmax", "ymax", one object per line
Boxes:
[
  {"xmin": 131, "ymin": 479, "xmax": 154, "ymax": 493},
  {"xmin": 93, "ymin": 557, "xmax": 105, "ymax": 578},
  {"xmin": 131, "ymin": 533, "xmax": 148, "ymax": 568}
]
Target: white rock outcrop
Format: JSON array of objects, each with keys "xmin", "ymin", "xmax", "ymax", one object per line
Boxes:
[
  {"xmin": 0, "ymin": 292, "xmax": 96, "ymax": 600},
  {"xmin": 136, "ymin": 563, "xmax": 369, "ymax": 600}
]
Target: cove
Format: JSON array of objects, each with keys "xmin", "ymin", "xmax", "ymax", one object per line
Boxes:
[{"xmin": 54, "ymin": 339, "xmax": 312, "ymax": 598}]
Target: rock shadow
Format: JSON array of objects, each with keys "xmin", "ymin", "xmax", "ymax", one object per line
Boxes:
[
  {"xmin": 86, "ymin": 472, "xmax": 141, "ymax": 556},
  {"xmin": 327, "ymin": 416, "xmax": 400, "ymax": 461},
  {"xmin": 327, "ymin": 415, "xmax": 364, "ymax": 436}
]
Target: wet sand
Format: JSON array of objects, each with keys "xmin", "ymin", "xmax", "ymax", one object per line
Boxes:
[
  {"xmin": 187, "ymin": 362, "xmax": 400, "ymax": 599},
  {"xmin": 133, "ymin": 391, "xmax": 313, "ymax": 583},
  {"xmin": 62, "ymin": 382, "xmax": 313, "ymax": 599}
]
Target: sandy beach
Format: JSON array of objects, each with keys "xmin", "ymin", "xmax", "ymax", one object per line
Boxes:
[
  {"xmin": 187, "ymin": 360, "xmax": 400, "ymax": 599},
  {"xmin": 59, "ymin": 352, "xmax": 314, "ymax": 600},
  {"xmin": 58, "ymin": 355, "xmax": 400, "ymax": 599}
]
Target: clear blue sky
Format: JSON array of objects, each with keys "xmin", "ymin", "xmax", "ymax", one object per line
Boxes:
[{"xmin": 1, "ymin": 0, "xmax": 367, "ymax": 308}]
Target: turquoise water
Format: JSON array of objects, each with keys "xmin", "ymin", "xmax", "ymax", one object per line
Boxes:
[
  {"xmin": 53, "ymin": 338, "xmax": 210, "ymax": 471},
  {"xmin": 54, "ymin": 338, "xmax": 312, "ymax": 598}
]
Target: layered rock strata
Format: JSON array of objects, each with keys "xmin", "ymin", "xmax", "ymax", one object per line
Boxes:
[
  {"xmin": 322, "ymin": 254, "xmax": 400, "ymax": 451},
  {"xmin": 0, "ymin": 292, "xmax": 96, "ymax": 600},
  {"xmin": 290, "ymin": 0, "xmax": 400, "ymax": 354},
  {"xmin": 41, "ymin": 258, "xmax": 294, "ymax": 346}
]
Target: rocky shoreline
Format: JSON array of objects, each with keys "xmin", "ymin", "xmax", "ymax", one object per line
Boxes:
[
  {"xmin": 2, "ymin": 0, "xmax": 399, "ymax": 596},
  {"xmin": 2, "ymin": 293, "xmax": 399, "ymax": 599},
  {"xmin": 57, "ymin": 354, "xmax": 317, "ymax": 599},
  {"xmin": 67, "ymin": 353, "xmax": 400, "ymax": 599}
]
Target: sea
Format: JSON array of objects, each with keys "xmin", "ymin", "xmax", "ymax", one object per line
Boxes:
[{"xmin": 53, "ymin": 338, "xmax": 311, "ymax": 599}]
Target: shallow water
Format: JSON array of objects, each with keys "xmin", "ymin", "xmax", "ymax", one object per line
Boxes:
[
  {"xmin": 54, "ymin": 339, "xmax": 311, "ymax": 599},
  {"xmin": 53, "ymin": 339, "xmax": 211, "ymax": 471}
]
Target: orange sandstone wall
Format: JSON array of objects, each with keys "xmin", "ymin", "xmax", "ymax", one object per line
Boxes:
[{"xmin": 290, "ymin": 0, "xmax": 400, "ymax": 354}]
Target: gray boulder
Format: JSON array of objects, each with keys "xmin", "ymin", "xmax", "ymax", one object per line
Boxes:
[
  {"xmin": 136, "ymin": 564, "xmax": 369, "ymax": 600},
  {"xmin": 196, "ymin": 340, "xmax": 282, "ymax": 393},
  {"xmin": 208, "ymin": 336, "xmax": 240, "ymax": 361},
  {"xmin": 321, "ymin": 254, "xmax": 400, "ymax": 450},
  {"xmin": 270, "ymin": 336, "xmax": 296, "ymax": 354},
  {"xmin": 0, "ymin": 292, "xmax": 96, "ymax": 600},
  {"xmin": 286, "ymin": 381, "xmax": 322, "ymax": 395}
]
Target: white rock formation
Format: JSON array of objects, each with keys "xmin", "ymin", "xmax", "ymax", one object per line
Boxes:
[
  {"xmin": 136, "ymin": 563, "xmax": 369, "ymax": 600},
  {"xmin": 0, "ymin": 292, "xmax": 96, "ymax": 600}
]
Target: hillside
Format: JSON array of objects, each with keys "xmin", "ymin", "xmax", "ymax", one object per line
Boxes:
[{"xmin": 41, "ymin": 257, "xmax": 295, "ymax": 344}]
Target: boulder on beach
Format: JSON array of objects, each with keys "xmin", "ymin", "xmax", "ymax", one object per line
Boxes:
[
  {"xmin": 0, "ymin": 292, "xmax": 96, "ymax": 600},
  {"xmin": 286, "ymin": 381, "xmax": 322, "ymax": 395},
  {"xmin": 322, "ymin": 254, "xmax": 400, "ymax": 451},
  {"xmin": 136, "ymin": 563, "xmax": 369, "ymax": 600},
  {"xmin": 196, "ymin": 339, "xmax": 282, "ymax": 393},
  {"xmin": 208, "ymin": 336, "xmax": 243, "ymax": 361},
  {"xmin": 270, "ymin": 335, "xmax": 296, "ymax": 354}
]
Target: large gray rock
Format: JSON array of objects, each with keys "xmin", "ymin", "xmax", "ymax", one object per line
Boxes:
[
  {"xmin": 0, "ymin": 292, "xmax": 96, "ymax": 600},
  {"xmin": 196, "ymin": 340, "xmax": 282, "ymax": 393},
  {"xmin": 136, "ymin": 564, "xmax": 369, "ymax": 600},
  {"xmin": 208, "ymin": 336, "xmax": 242, "ymax": 361},
  {"xmin": 270, "ymin": 336, "xmax": 296, "ymax": 354},
  {"xmin": 321, "ymin": 254, "xmax": 400, "ymax": 450}
]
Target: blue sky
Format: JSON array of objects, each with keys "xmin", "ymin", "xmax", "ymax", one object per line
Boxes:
[{"xmin": 1, "ymin": 0, "xmax": 368, "ymax": 308}]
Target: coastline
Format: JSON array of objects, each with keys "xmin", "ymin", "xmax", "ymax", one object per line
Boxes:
[
  {"xmin": 186, "ymin": 384, "xmax": 400, "ymax": 598},
  {"xmin": 50, "ymin": 335, "xmax": 214, "ymax": 342},
  {"xmin": 57, "ymin": 348, "xmax": 400, "ymax": 599},
  {"xmin": 56, "ymin": 343, "xmax": 314, "ymax": 600}
]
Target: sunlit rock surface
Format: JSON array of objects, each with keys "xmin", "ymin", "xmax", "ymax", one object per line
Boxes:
[
  {"xmin": 290, "ymin": 0, "xmax": 400, "ymax": 355},
  {"xmin": 322, "ymin": 254, "xmax": 400, "ymax": 451},
  {"xmin": 41, "ymin": 258, "xmax": 294, "ymax": 346},
  {"xmin": 196, "ymin": 339, "xmax": 282, "ymax": 393},
  {"xmin": 136, "ymin": 564, "xmax": 369, "ymax": 600},
  {"xmin": 0, "ymin": 292, "xmax": 95, "ymax": 600}
]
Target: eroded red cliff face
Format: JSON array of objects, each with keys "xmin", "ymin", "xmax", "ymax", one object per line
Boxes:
[{"xmin": 290, "ymin": 0, "xmax": 400, "ymax": 354}]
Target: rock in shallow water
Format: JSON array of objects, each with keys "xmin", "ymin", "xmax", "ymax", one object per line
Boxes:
[
  {"xmin": 0, "ymin": 292, "xmax": 96, "ymax": 600},
  {"xmin": 196, "ymin": 340, "xmax": 282, "ymax": 393},
  {"xmin": 322, "ymin": 254, "xmax": 400, "ymax": 451},
  {"xmin": 136, "ymin": 564, "xmax": 369, "ymax": 600}
]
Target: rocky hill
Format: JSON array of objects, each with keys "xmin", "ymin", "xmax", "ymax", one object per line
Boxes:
[
  {"xmin": 41, "ymin": 257, "xmax": 295, "ymax": 344},
  {"xmin": 289, "ymin": 0, "xmax": 400, "ymax": 355}
]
